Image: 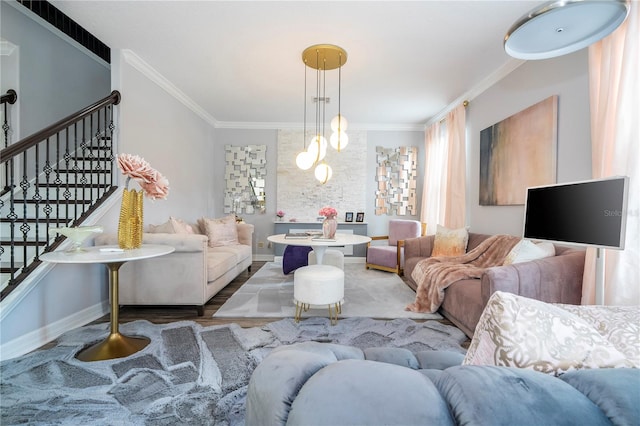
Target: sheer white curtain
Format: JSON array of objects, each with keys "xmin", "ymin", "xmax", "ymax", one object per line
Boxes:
[
  {"xmin": 582, "ymin": 4, "xmax": 639, "ymax": 305},
  {"xmin": 420, "ymin": 104, "xmax": 466, "ymax": 235}
]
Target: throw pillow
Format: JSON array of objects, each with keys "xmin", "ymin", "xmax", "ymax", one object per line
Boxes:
[
  {"xmin": 463, "ymin": 291, "xmax": 631, "ymax": 376},
  {"xmin": 148, "ymin": 217, "xmax": 194, "ymax": 234},
  {"xmin": 503, "ymin": 240, "xmax": 555, "ymax": 265},
  {"xmin": 199, "ymin": 215, "xmax": 239, "ymax": 247},
  {"xmin": 170, "ymin": 217, "xmax": 194, "ymax": 234},
  {"xmin": 431, "ymin": 225, "xmax": 469, "ymax": 257},
  {"xmin": 148, "ymin": 219, "xmax": 175, "ymax": 234},
  {"xmin": 555, "ymin": 304, "xmax": 640, "ymax": 368}
]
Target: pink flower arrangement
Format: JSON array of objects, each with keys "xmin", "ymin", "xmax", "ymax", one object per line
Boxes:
[
  {"xmin": 117, "ymin": 153, "xmax": 169, "ymax": 200},
  {"xmin": 318, "ymin": 206, "xmax": 338, "ymax": 218},
  {"xmin": 276, "ymin": 210, "xmax": 285, "ymax": 218}
]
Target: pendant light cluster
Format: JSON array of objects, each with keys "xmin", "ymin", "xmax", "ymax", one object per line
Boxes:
[{"xmin": 295, "ymin": 44, "xmax": 348, "ymax": 184}]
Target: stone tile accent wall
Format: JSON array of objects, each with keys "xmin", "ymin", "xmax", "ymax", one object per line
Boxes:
[{"xmin": 277, "ymin": 130, "xmax": 367, "ymax": 222}]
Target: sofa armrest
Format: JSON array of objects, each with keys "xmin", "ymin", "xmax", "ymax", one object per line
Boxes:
[
  {"xmin": 480, "ymin": 248, "xmax": 585, "ymax": 305},
  {"xmin": 237, "ymin": 223, "xmax": 254, "ymax": 246},
  {"xmin": 404, "ymin": 235, "xmax": 435, "ymax": 259},
  {"xmin": 94, "ymin": 232, "xmax": 208, "ymax": 253}
]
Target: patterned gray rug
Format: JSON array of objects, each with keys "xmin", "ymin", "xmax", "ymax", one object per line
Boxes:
[
  {"xmin": 214, "ymin": 262, "xmax": 441, "ymax": 320},
  {"xmin": 0, "ymin": 317, "xmax": 467, "ymax": 425}
]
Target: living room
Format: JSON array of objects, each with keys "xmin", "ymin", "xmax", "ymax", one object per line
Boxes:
[{"xmin": 1, "ymin": 1, "xmax": 638, "ymax": 423}]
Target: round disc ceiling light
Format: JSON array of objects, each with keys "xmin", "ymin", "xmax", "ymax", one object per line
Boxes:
[{"xmin": 504, "ymin": 0, "xmax": 630, "ymax": 60}]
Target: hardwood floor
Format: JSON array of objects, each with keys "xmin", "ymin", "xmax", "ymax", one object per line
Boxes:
[{"xmin": 81, "ymin": 260, "xmax": 469, "ymax": 348}]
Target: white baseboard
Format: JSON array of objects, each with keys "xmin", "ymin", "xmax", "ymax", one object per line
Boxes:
[{"xmin": 0, "ymin": 300, "xmax": 109, "ymax": 361}]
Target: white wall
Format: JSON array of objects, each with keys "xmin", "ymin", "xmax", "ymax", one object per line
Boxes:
[{"xmin": 466, "ymin": 50, "xmax": 591, "ymax": 236}]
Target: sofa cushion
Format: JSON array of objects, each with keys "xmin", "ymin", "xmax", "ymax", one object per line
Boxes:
[
  {"xmin": 210, "ymin": 243, "xmax": 251, "ymax": 264},
  {"xmin": 503, "ymin": 239, "xmax": 555, "ymax": 265},
  {"xmin": 366, "ymin": 245, "xmax": 400, "ymax": 268},
  {"xmin": 435, "ymin": 366, "xmax": 612, "ymax": 425},
  {"xmin": 560, "ymin": 368, "xmax": 640, "ymax": 425},
  {"xmin": 431, "ymin": 225, "xmax": 469, "ymax": 257},
  {"xmin": 463, "ymin": 291, "xmax": 631, "ymax": 375},
  {"xmin": 287, "ymin": 360, "xmax": 455, "ymax": 426},
  {"xmin": 199, "ymin": 215, "xmax": 239, "ymax": 247},
  {"xmin": 206, "ymin": 250, "xmax": 237, "ymax": 282}
]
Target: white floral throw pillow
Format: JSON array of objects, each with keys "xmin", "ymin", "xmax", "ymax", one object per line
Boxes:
[{"xmin": 463, "ymin": 291, "xmax": 632, "ymax": 376}]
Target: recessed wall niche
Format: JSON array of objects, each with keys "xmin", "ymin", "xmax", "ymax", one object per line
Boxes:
[
  {"xmin": 224, "ymin": 145, "xmax": 267, "ymax": 215},
  {"xmin": 375, "ymin": 146, "xmax": 418, "ymax": 215}
]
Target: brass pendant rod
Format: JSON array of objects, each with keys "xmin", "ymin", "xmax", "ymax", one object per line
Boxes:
[{"xmin": 303, "ymin": 59, "xmax": 307, "ymax": 149}]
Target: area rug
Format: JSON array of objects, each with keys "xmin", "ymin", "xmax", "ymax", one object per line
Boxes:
[
  {"xmin": 214, "ymin": 261, "xmax": 441, "ymax": 320},
  {"xmin": 0, "ymin": 317, "xmax": 467, "ymax": 425}
]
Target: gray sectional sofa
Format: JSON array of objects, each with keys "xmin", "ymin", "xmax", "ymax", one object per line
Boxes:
[
  {"xmin": 246, "ymin": 342, "xmax": 639, "ymax": 426},
  {"xmin": 403, "ymin": 232, "xmax": 586, "ymax": 337}
]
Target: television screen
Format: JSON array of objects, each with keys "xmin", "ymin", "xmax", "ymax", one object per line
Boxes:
[{"xmin": 523, "ymin": 176, "xmax": 629, "ymax": 249}]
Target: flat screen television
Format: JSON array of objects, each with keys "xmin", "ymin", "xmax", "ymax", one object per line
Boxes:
[{"xmin": 523, "ymin": 176, "xmax": 629, "ymax": 249}]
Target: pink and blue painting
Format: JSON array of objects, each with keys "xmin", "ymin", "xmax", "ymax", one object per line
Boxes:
[{"xmin": 479, "ymin": 95, "xmax": 558, "ymax": 206}]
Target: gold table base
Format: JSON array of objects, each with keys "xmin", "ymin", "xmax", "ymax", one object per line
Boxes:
[
  {"xmin": 76, "ymin": 332, "xmax": 150, "ymax": 362},
  {"xmin": 76, "ymin": 261, "xmax": 149, "ymax": 362}
]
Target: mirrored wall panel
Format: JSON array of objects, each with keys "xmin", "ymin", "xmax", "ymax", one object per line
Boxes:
[
  {"xmin": 375, "ymin": 146, "xmax": 418, "ymax": 215},
  {"xmin": 224, "ymin": 145, "xmax": 267, "ymax": 215}
]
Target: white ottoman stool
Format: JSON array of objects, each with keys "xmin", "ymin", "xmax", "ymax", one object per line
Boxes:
[
  {"xmin": 308, "ymin": 249, "xmax": 344, "ymax": 269},
  {"xmin": 293, "ymin": 264, "xmax": 344, "ymax": 325}
]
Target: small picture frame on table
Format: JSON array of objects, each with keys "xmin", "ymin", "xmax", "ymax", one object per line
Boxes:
[
  {"xmin": 345, "ymin": 212, "xmax": 354, "ymax": 222},
  {"xmin": 356, "ymin": 212, "xmax": 365, "ymax": 222}
]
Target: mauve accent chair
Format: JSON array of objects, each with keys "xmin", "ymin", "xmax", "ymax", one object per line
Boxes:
[{"xmin": 366, "ymin": 219, "xmax": 424, "ymax": 275}]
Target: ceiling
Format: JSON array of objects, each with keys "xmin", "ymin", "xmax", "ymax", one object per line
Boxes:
[{"xmin": 51, "ymin": 0, "xmax": 545, "ymax": 130}]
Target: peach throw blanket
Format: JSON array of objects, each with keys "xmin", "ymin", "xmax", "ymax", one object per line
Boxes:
[{"xmin": 406, "ymin": 235, "xmax": 520, "ymax": 313}]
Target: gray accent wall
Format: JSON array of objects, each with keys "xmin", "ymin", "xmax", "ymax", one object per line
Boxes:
[
  {"xmin": 466, "ymin": 50, "xmax": 591, "ymax": 236},
  {"xmin": 0, "ymin": 2, "xmax": 111, "ymax": 139}
]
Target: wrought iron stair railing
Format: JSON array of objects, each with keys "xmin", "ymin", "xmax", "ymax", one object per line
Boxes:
[{"xmin": 0, "ymin": 90, "xmax": 121, "ymax": 300}]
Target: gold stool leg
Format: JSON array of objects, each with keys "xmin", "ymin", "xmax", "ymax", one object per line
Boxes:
[{"xmin": 328, "ymin": 303, "xmax": 340, "ymax": 326}]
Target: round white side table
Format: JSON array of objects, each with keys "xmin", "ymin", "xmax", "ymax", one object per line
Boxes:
[{"xmin": 40, "ymin": 244, "xmax": 174, "ymax": 362}]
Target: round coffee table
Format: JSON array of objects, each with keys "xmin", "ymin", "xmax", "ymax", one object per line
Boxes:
[{"xmin": 267, "ymin": 233, "xmax": 371, "ymax": 265}]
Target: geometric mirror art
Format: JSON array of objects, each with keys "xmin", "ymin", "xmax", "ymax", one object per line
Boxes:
[
  {"xmin": 224, "ymin": 145, "xmax": 267, "ymax": 215},
  {"xmin": 375, "ymin": 146, "xmax": 418, "ymax": 215}
]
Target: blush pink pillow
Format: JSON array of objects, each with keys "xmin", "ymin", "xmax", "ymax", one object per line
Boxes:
[{"xmin": 198, "ymin": 215, "xmax": 238, "ymax": 247}]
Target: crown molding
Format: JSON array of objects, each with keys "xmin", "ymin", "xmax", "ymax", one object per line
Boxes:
[
  {"xmin": 121, "ymin": 49, "xmax": 219, "ymax": 128},
  {"xmin": 214, "ymin": 121, "xmax": 424, "ymax": 132}
]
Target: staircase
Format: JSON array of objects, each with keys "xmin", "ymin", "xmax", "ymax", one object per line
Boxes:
[{"xmin": 0, "ymin": 90, "xmax": 121, "ymax": 299}]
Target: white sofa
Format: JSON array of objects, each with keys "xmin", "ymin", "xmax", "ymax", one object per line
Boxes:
[{"xmin": 94, "ymin": 221, "xmax": 253, "ymax": 315}]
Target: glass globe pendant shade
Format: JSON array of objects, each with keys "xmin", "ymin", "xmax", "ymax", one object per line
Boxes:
[
  {"xmin": 330, "ymin": 114, "xmax": 348, "ymax": 132},
  {"xmin": 296, "ymin": 151, "xmax": 314, "ymax": 170},
  {"xmin": 330, "ymin": 131, "xmax": 349, "ymax": 151},
  {"xmin": 307, "ymin": 135, "xmax": 327, "ymax": 163},
  {"xmin": 314, "ymin": 162, "xmax": 333, "ymax": 184}
]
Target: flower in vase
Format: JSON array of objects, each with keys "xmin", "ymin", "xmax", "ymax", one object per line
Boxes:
[
  {"xmin": 318, "ymin": 206, "xmax": 338, "ymax": 218},
  {"xmin": 117, "ymin": 153, "xmax": 169, "ymax": 200},
  {"xmin": 276, "ymin": 210, "xmax": 285, "ymax": 218}
]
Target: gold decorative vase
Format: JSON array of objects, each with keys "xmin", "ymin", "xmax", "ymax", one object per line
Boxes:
[{"xmin": 118, "ymin": 188, "xmax": 144, "ymax": 249}]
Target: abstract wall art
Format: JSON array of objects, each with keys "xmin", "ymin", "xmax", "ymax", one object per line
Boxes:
[{"xmin": 479, "ymin": 95, "xmax": 558, "ymax": 206}]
